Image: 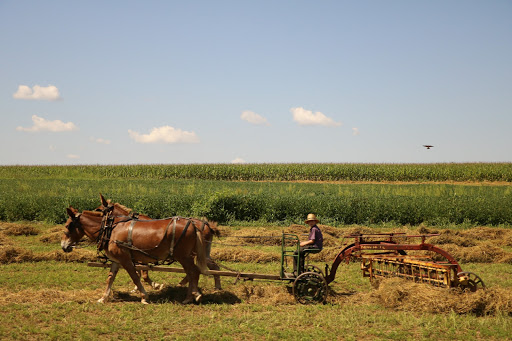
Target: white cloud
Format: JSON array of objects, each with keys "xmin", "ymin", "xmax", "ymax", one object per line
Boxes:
[
  {"xmin": 352, "ymin": 127, "xmax": 360, "ymax": 136},
  {"xmin": 90, "ymin": 137, "xmax": 111, "ymax": 145},
  {"xmin": 66, "ymin": 154, "xmax": 80, "ymax": 159},
  {"xmin": 291, "ymin": 107, "xmax": 341, "ymax": 127},
  {"xmin": 240, "ymin": 110, "xmax": 270, "ymax": 126},
  {"xmin": 231, "ymin": 157, "xmax": 246, "ymax": 164},
  {"xmin": 13, "ymin": 85, "xmax": 61, "ymax": 101},
  {"xmin": 16, "ymin": 115, "xmax": 78, "ymax": 132},
  {"xmin": 128, "ymin": 125, "xmax": 200, "ymax": 144}
]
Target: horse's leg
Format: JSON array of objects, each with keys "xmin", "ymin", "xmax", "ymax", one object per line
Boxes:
[
  {"xmin": 131, "ymin": 270, "xmax": 143, "ymax": 293},
  {"xmin": 120, "ymin": 261, "xmax": 149, "ymax": 304},
  {"xmin": 179, "ymin": 257, "xmax": 202, "ymax": 304},
  {"xmin": 178, "ymin": 274, "xmax": 189, "ymax": 287},
  {"xmin": 207, "ymin": 258, "xmax": 222, "ymax": 290},
  {"xmin": 178, "ymin": 240, "xmax": 221, "ymax": 290},
  {"xmin": 204, "ymin": 234, "xmax": 221, "ymax": 290},
  {"xmin": 132, "ymin": 270, "xmax": 163, "ymax": 292},
  {"xmin": 142, "ymin": 270, "xmax": 164, "ymax": 290},
  {"xmin": 98, "ymin": 262, "xmax": 120, "ymax": 303},
  {"xmin": 179, "ymin": 258, "xmax": 221, "ymax": 290},
  {"xmin": 178, "ymin": 258, "xmax": 220, "ymax": 289}
]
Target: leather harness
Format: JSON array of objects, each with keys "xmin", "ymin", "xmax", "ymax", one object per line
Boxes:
[{"xmin": 100, "ymin": 215, "xmax": 200, "ymax": 263}]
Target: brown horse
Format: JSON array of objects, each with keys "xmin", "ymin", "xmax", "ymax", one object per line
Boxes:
[
  {"xmin": 61, "ymin": 207, "xmax": 208, "ymax": 304},
  {"xmin": 97, "ymin": 194, "xmax": 222, "ymax": 290}
]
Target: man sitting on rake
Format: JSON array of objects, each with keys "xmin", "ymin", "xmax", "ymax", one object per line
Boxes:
[{"xmin": 293, "ymin": 213, "xmax": 323, "ymax": 276}]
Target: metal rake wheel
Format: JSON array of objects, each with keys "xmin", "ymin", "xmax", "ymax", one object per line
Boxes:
[
  {"xmin": 292, "ymin": 271, "xmax": 328, "ymax": 304},
  {"xmin": 304, "ymin": 264, "xmax": 324, "ymax": 276},
  {"xmin": 457, "ymin": 272, "xmax": 485, "ymax": 292}
]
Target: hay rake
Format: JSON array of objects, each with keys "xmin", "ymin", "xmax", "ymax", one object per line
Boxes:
[{"xmin": 324, "ymin": 233, "xmax": 485, "ymax": 292}]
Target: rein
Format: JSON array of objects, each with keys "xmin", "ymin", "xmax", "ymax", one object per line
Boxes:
[{"xmin": 96, "ymin": 206, "xmax": 116, "ymax": 251}]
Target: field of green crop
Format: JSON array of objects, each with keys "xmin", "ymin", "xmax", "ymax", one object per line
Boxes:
[
  {"xmin": 1, "ymin": 164, "xmax": 512, "ymax": 226},
  {"xmin": 2, "ymin": 162, "xmax": 512, "ymax": 182}
]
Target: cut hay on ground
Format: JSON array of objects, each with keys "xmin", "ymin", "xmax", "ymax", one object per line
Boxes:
[
  {"xmin": 211, "ymin": 247, "xmax": 279, "ymax": 263},
  {"xmin": 433, "ymin": 242, "xmax": 511, "ymax": 263},
  {"xmin": 0, "ymin": 246, "xmax": 96, "ymax": 264},
  {"xmin": 0, "ymin": 222, "xmax": 40, "ymax": 236},
  {"xmin": 39, "ymin": 226, "xmax": 66, "ymax": 243},
  {"xmin": 368, "ymin": 277, "xmax": 512, "ymax": 316},
  {"xmin": 0, "ymin": 288, "xmax": 99, "ymax": 304}
]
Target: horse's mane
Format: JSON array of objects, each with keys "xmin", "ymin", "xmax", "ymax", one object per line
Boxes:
[
  {"xmin": 114, "ymin": 203, "xmax": 132, "ymax": 214},
  {"xmin": 82, "ymin": 210, "xmax": 104, "ymax": 217}
]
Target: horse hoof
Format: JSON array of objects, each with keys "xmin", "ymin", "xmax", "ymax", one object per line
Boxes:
[
  {"xmin": 97, "ymin": 298, "xmax": 105, "ymax": 304},
  {"xmin": 194, "ymin": 293, "xmax": 202, "ymax": 303},
  {"xmin": 141, "ymin": 299, "xmax": 149, "ymax": 305},
  {"xmin": 182, "ymin": 298, "xmax": 193, "ymax": 304}
]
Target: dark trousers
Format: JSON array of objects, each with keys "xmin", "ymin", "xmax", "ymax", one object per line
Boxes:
[{"xmin": 293, "ymin": 246, "xmax": 321, "ymax": 273}]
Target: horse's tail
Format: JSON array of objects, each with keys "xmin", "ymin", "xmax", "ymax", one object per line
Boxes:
[
  {"xmin": 208, "ymin": 220, "xmax": 220, "ymax": 238},
  {"xmin": 194, "ymin": 227, "xmax": 209, "ymax": 274}
]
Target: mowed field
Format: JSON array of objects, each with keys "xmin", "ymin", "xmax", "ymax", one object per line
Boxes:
[{"xmin": 1, "ymin": 164, "xmax": 512, "ymax": 340}]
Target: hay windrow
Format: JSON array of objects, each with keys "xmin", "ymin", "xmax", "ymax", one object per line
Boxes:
[
  {"xmin": 368, "ymin": 277, "xmax": 512, "ymax": 316},
  {"xmin": 0, "ymin": 232, "xmax": 11, "ymax": 247},
  {"xmin": 0, "ymin": 222, "xmax": 40, "ymax": 236},
  {"xmin": 222, "ymin": 228, "xmax": 283, "ymax": 246},
  {"xmin": 41, "ymin": 249, "xmax": 97, "ymax": 262},
  {"xmin": 0, "ymin": 246, "xmax": 96, "ymax": 263},
  {"xmin": 434, "ymin": 243, "xmax": 509, "ymax": 263},
  {"xmin": 426, "ymin": 232, "xmax": 478, "ymax": 247},
  {"xmin": 211, "ymin": 248, "xmax": 279, "ymax": 263},
  {"xmin": 39, "ymin": 226, "xmax": 66, "ymax": 243},
  {"xmin": 0, "ymin": 246, "xmax": 36, "ymax": 264}
]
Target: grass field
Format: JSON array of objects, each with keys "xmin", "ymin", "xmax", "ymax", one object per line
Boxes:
[
  {"xmin": 1, "ymin": 221, "xmax": 512, "ymax": 340},
  {"xmin": 1, "ymin": 163, "xmax": 512, "ymax": 340}
]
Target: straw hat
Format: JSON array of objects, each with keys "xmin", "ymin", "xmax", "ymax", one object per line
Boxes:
[{"xmin": 304, "ymin": 213, "xmax": 319, "ymax": 224}]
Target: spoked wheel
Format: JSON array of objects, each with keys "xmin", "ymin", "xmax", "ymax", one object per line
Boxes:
[
  {"xmin": 304, "ymin": 264, "xmax": 323, "ymax": 276},
  {"xmin": 457, "ymin": 272, "xmax": 485, "ymax": 292},
  {"xmin": 293, "ymin": 271, "xmax": 328, "ymax": 304}
]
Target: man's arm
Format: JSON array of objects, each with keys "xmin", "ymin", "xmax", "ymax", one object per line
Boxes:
[{"xmin": 300, "ymin": 239, "xmax": 314, "ymax": 247}]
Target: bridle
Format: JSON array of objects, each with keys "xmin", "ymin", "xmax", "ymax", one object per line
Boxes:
[{"xmin": 66, "ymin": 211, "xmax": 105, "ymax": 249}]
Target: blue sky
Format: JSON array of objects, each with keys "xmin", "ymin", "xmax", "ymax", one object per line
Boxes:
[{"xmin": 1, "ymin": 1, "xmax": 511, "ymax": 165}]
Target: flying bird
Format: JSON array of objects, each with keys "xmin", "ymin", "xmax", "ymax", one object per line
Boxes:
[{"xmin": 423, "ymin": 145, "xmax": 434, "ymax": 150}]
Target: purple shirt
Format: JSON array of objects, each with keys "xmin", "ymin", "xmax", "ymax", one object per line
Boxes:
[{"xmin": 309, "ymin": 225, "xmax": 323, "ymax": 249}]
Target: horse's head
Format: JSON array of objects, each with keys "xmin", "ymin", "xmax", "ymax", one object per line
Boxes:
[{"xmin": 61, "ymin": 206, "xmax": 85, "ymax": 253}]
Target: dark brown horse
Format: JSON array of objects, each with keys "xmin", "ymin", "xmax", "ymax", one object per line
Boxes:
[
  {"xmin": 97, "ymin": 194, "xmax": 222, "ymax": 290},
  {"xmin": 61, "ymin": 208, "xmax": 208, "ymax": 304}
]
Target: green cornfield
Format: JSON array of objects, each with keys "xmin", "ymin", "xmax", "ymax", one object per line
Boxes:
[
  {"xmin": 1, "ymin": 162, "xmax": 512, "ymax": 182},
  {"xmin": 1, "ymin": 163, "xmax": 511, "ymax": 226}
]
